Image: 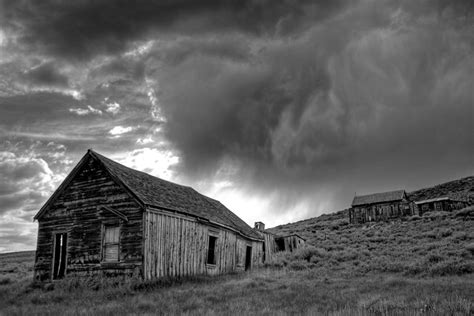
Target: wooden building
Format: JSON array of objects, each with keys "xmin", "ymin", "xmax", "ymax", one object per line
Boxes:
[
  {"xmin": 349, "ymin": 190, "xmax": 412, "ymax": 224},
  {"xmin": 274, "ymin": 234, "xmax": 306, "ymax": 252},
  {"xmin": 252, "ymin": 222, "xmax": 305, "ymax": 261},
  {"xmin": 414, "ymin": 196, "xmax": 469, "ymax": 215},
  {"xmin": 33, "ymin": 150, "xmax": 264, "ymax": 281}
]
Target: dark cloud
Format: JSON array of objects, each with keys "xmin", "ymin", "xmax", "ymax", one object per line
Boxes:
[
  {"xmin": 152, "ymin": 0, "xmax": 474, "ymax": 214},
  {"xmin": 0, "ymin": 0, "xmax": 350, "ymax": 60},
  {"xmin": 21, "ymin": 62, "xmax": 69, "ymax": 87}
]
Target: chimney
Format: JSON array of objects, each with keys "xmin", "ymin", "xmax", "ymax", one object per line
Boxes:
[{"xmin": 254, "ymin": 221, "xmax": 265, "ymax": 231}]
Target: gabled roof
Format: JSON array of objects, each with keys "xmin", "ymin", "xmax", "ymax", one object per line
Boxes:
[
  {"xmin": 352, "ymin": 190, "xmax": 406, "ymax": 207},
  {"xmin": 35, "ymin": 150, "xmax": 261, "ymax": 240}
]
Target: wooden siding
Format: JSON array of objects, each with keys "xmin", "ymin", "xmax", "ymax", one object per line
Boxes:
[
  {"xmin": 34, "ymin": 157, "xmax": 143, "ymax": 281},
  {"xmin": 275, "ymin": 235, "xmax": 305, "ymax": 252},
  {"xmin": 144, "ymin": 209, "xmax": 263, "ymax": 280},
  {"xmin": 349, "ymin": 200, "xmax": 413, "ymax": 224},
  {"xmin": 261, "ymin": 232, "xmax": 278, "ymax": 262}
]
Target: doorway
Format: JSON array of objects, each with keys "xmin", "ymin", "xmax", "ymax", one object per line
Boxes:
[
  {"xmin": 245, "ymin": 246, "xmax": 252, "ymax": 271},
  {"xmin": 53, "ymin": 233, "xmax": 67, "ymax": 280}
]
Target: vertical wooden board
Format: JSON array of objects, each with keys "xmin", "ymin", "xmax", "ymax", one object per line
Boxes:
[
  {"xmin": 144, "ymin": 213, "xmax": 148, "ymax": 280},
  {"xmin": 169, "ymin": 215, "xmax": 174, "ymax": 277},
  {"xmin": 160, "ymin": 215, "xmax": 164, "ymax": 277},
  {"xmin": 163, "ymin": 215, "xmax": 169, "ymax": 277},
  {"xmin": 182, "ymin": 220, "xmax": 187, "ymax": 276},
  {"xmin": 183, "ymin": 219, "xmax": 187, "ymax": 276},
  {"xmin": 155, "ymin": 215, "xmax": 159, "ymax": 278},
  {"xmin": 173, "ymin": 216, "xmax": 178, "ymax": 277},
  {"xmin": 159, "ymin": 214, "xmax": 164, "ymax": 278},
  {"xmin": 198, "ymin": 225, "xmax": 204, "ymax": 274},
  {"xmin": 178, "ymin": 218, "xmax": 182, "ymax": 276},
  {"xmin": 173, "ymin": 216, "xmax": 177, "ymax": 277},
  {"xmin": 177, "ymin": 218, "xmax": 181, "ymax": 276},
  {"xmin": 194, "ymin": 222, "xmax": 198, "ymax": 274},
  {"xmin": 168, "ymin": 216, "xmax": 173, "ymax": 277}
]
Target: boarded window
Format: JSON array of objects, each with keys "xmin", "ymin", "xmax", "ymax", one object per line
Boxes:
[
  {"xmin": 207, "ymin": 236, "xmax": 217, "ymax": 265},
  {"xmin": 103, "ymin": 225, "xmax": 120, "ymax": 262}
]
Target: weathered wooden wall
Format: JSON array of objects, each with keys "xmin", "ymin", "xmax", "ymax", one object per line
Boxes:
[
  {"xmin": 144, "ymin": 209, "xmax": 263, "ymax": 280},
  {"xmin": 276, "ymin": 235, "xmax": 305, "ymax": 252},
  {"xmin": 414, "ymin": 200, "xmax": 469, "ymax": 215},
  {"xmin": 34, "ymin": 157, "xmax": 143, "ymax": 281},
  {"xmin": 261, "ymin": 232, "xmax": 278, "ymax": 262},
  {"xmin": 349, "ymin": 201, "xmax": 413, "ymax": 224}
]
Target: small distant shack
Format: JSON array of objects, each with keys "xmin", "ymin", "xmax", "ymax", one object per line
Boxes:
[
  {"xmin": 253, "ymin": 222, "xmax": 306, "ymax": 261},
  {"xmin": 349, "ymin": 190, "xmax": 412, "ymax": 224},
  {"xmin": 274, "ymin": 234, "xmax": 306, "ymax": 252},
  {"xmin": 414, "ymin": 196, "xmax": 469, "ymax": 215}
]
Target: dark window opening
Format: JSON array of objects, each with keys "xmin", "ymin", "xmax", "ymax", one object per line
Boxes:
[
  {"xmin": 276, "ymin": 238, "xmax": 285, "ymax": 251},
  {"xmin": 262, "ymin": 241, "xmax": 266, "ymax": 262},
  {"xmin": 53, "ymin": 233, "xmax": 67, "ymax": 280},
  {"xmin": 207, "ymin": 236, "xmax": 217, "ymax": 265},
  {"xmin": 245, "ymin": 246, "xmax": 252, "ymax": 270},
  {"xmin": 103, "ymin": 225, "xmax": 120, "ymax": 262}
]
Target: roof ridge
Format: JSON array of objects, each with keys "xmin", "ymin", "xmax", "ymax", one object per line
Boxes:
[
  {"xmin": 89, "ymin": 149, "xmax": 194, "ymax": 190},
  {"xmin": 355, "ymin": 189, "xmax": 405, "ymax": 197}
]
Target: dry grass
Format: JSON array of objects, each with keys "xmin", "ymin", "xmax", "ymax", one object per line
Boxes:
[
  {"xmin": 268, "ymin": 212, "xmax": 474, "ymax": 277},
  {"xmin": 1, "ymin": 214, "xmax": 473, "ymax": 315},
  {"xmin": 0, "ymin": 268, "xmax": 473, "ymax": 315}
]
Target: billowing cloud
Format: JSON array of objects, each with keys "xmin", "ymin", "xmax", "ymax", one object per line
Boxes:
[
  {"xmin": 0, "ymin": 0, "xmax": 473, "ymax": 251},
  {"xmin": 105, "ymin": 101, "xmax": 121, "ymax": 115},
  {"xmin": 69, "ymin": 105, "xmax": 103, "ymax": 116},
  {"xmin": 109, "ymin": 126, "xmax": 134, "ymax": 136}
]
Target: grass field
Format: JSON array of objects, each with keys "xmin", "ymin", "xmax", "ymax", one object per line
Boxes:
[{"xmin": 1, "ymin": 208, "xmax": 473, "ymax": 315}]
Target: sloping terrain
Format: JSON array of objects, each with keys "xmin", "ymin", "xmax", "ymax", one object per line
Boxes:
[
  {"xmin": 408, "ymin": 176, "xmax": 474, "ymax": 202},
  {"xmin": 267, "ymin": 176, "xmax": 474, "ymax": 277}
]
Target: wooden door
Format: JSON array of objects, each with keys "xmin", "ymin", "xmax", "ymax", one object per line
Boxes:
[
  {"xmin": 245, "ymin": 246, "xmax": 252, "ymax": 271},
  {"xmin": 52, "ymin": 233, "xmax": 67, "ymax": 280}
]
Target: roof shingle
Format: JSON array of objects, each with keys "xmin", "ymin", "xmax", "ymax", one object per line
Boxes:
[
  {"xmin": 90, "ymin": 150, "xmax": 262, "ymax": 240},
  {"xmin": 351, "ymin": 190, "xmax": 406, "ymax": 207}
]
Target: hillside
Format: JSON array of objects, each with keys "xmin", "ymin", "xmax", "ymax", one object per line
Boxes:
[
  {"xmin": 408, "ymin": 176, "xmax": 474, "ymax": 202},
  {"xmin": 269, "ymin": 175, "xmax": 474, "ymax": 238},
  {"xmin": 266, "ymin": 176, "xmax": 474, "ymax": 277}
]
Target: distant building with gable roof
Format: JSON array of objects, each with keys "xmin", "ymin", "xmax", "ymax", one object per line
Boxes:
[{"xmin": 349, "ymin": 190, "xmax": 412, "ymax": 224}]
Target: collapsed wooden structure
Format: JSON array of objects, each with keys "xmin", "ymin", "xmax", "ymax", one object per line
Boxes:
[{"xmin": 33, "ymin": 150, "xmax": 305, "ymax": 281}]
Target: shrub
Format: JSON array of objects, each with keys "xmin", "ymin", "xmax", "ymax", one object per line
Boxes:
[
  {"xmin": 440, "ymin": 228, "xmax": 453, "ymax": 237},
  {"xmin": 453, "ymin": 232, "xmax": 467, "ymax": 240},
  {"xmin": 466, "ymin": 243, "xmax": 474, "ymax": 254},
  {"xmin": 408, "ymin": 215, "xmax": 421, "ymax": 221},
  {"xmin": 0, "ymin": 277, "xmax": 12, "ymax": 285},
  {"xmin": 422, "ymin": 211, "xmax": 451, "ymax": 220},
  {"xmin": 425, "ymin": 252, "xmax": 445, "ymax": 263},
  {"xmin": 454, "ymin": 205, "xmax": 474, "ymax": 217},
  {"xmin": 428, "ymin": 260, "xmax": 473, "ymax": 276},
  {"xmin": 288, "ymin": 260, "xmax": 312, "ymax": 271}
]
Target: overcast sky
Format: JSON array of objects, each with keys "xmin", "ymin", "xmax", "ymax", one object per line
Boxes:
[{"xmin": 0, "ymin": 0, "xmax": 473, "ymax": 252}]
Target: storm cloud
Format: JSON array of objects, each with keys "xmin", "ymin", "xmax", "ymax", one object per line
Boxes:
[{"xmin": 0, "ymin": 0, "xmax": 473, "ymax": 251}]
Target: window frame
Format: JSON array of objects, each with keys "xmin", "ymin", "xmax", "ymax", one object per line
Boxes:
[
  {"xmin": 206, "ymin": 231, "xmax": 219, "ymax": 266},
  {"xmin": 101, "ymin": 222, "xmax": 121, "ymax": 263}
]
